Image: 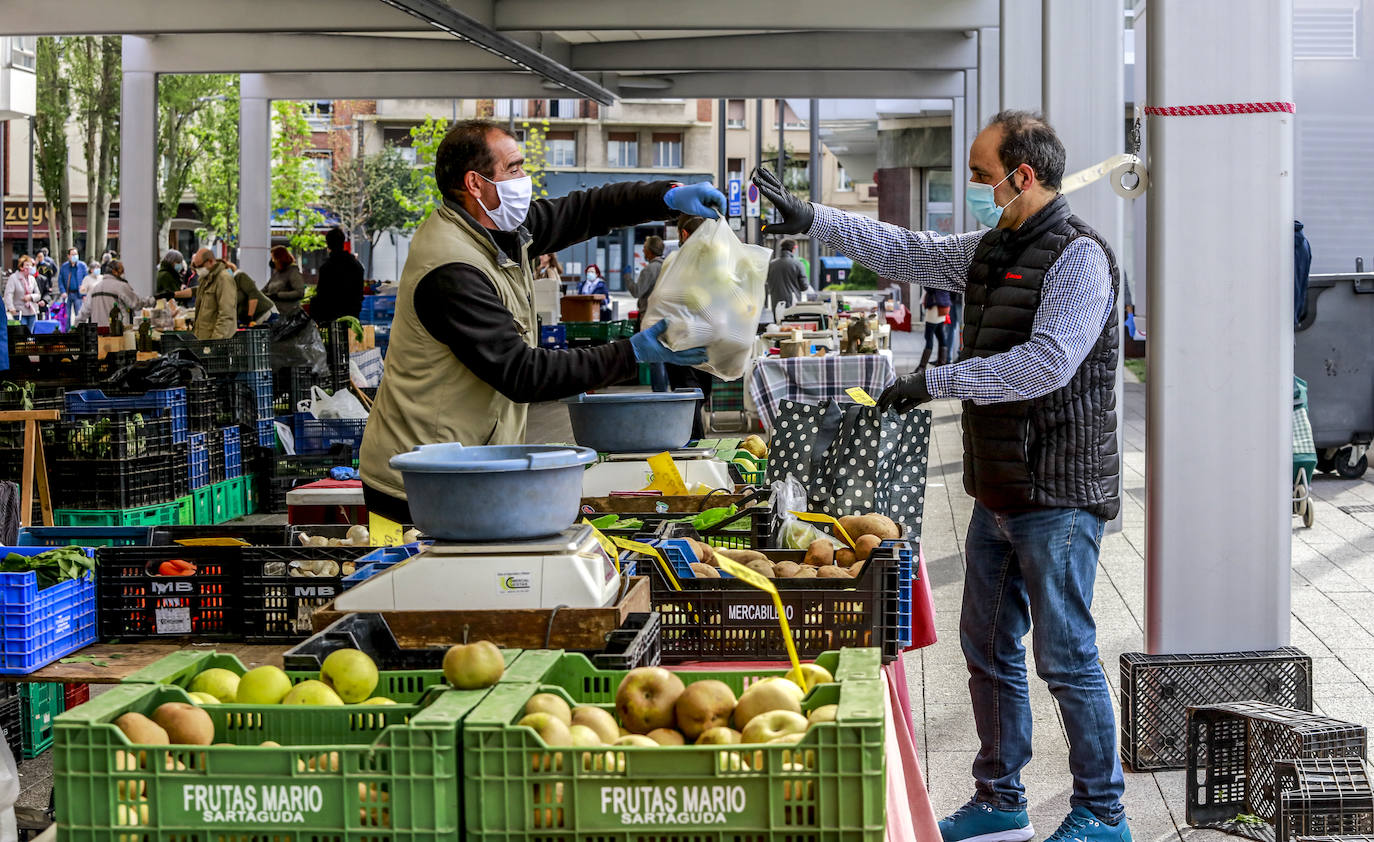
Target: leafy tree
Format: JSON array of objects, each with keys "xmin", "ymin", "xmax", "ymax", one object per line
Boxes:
[
  {"xmin": 322, "ymin": 144, "xmax": 421, "ymax": 275},
  {"xmin": 33, "ymin": 37, "xmax": 74, "ymax": 255},
  {"xmin": 68, "ymin": 36, "xmax": 121, "ymax": 262},
  {"xmin": 519, "ymin": 120, "xmax": 552, "ymax": 199},
  {"xmin": 271, "ymin": 101, "xmax": 326, "ymax": 255},
  {"xmin": 396, "ymin": 116, "xmax": 449, "ymax": 220},
  {"xmin": 188, "ymin": 80, "xmax": 241, "ymax": 249},
  {"xmin": 156, "ymin": 74, "xmax": 237, "ymax": 246}
]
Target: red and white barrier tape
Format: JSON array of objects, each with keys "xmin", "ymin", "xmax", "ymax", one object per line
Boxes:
[{"xmin": 1144, "ymin": 101, "xmax": 1295, "ymax": 117}]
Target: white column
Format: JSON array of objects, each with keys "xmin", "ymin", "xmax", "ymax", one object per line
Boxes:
[
  {"xmin": 119, "ymin": 38, "xmax": 157, "ymax": 297},
  {"xmin": 1000, "ymin": 0, "xmax": 1042, "ymax": 111},
  {"xmin": 978, "ymin": 27, "xmax": 1000, "ymax": 126},
  {"xmin": 951, "ymin": 95, "xmax": 966, "ymax": 233},
  {"xmin": 1145, "ymin": 0, "xmax": 1294, "ymax": 653},
  {"xmin": 239, "ymin": 84, "xmax": 271, "ymax": 284}
]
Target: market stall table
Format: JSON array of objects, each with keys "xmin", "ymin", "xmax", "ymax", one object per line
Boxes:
[
  {"xmin": 0, "ymin": 643, "xmax": 284, "ymax": 684},
  {"xmin": 747, "ymin": 353, "xmax": 897, "ymax": 430}
]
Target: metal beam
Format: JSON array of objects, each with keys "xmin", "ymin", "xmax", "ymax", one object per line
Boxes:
[
  {"xmin": 570, "ymin": 30, "xmax": 977, "ymax": 72},
  {"xmin": 498, "ymin": 0, "xmax": 999, "ymax": 30},
  {"xmin": 240, "ymin": 71, "xmax": 571, "ymax": 101},
  {"xmin": 644, "ymin": 70, "xmax": 966, "ymax": 100},
  {"xmin": 0, "ymin": 0, "xmax": 468, "ymax": 35},
  {"xmin": 375, "ymin": 0, "xmax": 616, "ymax": 103},
  {"xmin": 122, "ymin": 33, "xmax": 511, "ymax": 74}
]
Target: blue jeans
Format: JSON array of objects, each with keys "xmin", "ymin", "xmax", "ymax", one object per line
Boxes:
[
  {"xmin": 18, "ymin": 315, "xmax": 35, "ymax": 330},
  {"xmin": 945, "ymin": 300, "xmax": 963, "ymax": 354},
  {"xmin": 961, "ymin": 501, "xmax": 1125, "ymax": 823}
]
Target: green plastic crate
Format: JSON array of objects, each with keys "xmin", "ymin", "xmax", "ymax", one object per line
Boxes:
[
  {"xmin": 243, "ymin": 473, "xmax": 260, "ymax": 514},
  {"xmin": 225, "ymin": 476, "xmax": 246, "ymax": 520},
  {"xmin": 54, "ymin": 682, "xmax": 475, "ymax": 842},
  {"xmin": 21, "ymin": 681, "xmax": 64, "ymax": 757},
  {"xmin": 726, "ymin": 449, "xmax": 767, "ymax": 486},
  {"xmin": 210, "ymin": 479, "xmax": 231, "ymax": 524},
  {"xmin": 462, "ymin": 649, "xmax": 886, "ymax": 841},
  {"xmin": 122, "ymin": 648, "xmax": 539, "ymax": 705},
  {"xmin": 174, "ymin": 495, "xmax": 194, "ymax": 526},
  {"xmin": 191, "ymin": 486, "xmax": 213, "ymax": 525},
  {"xmin": 55, "ymin": 501, "xmax": 182, "ymax": 528},
  {"xmin": 563, "ymin": 320, "xmax": 634, "ymax": 342}
]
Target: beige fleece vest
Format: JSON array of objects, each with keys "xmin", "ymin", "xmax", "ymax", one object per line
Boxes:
[{"xmin": 359, "ymin": 204, "xmax": 535, "ymax": 499}]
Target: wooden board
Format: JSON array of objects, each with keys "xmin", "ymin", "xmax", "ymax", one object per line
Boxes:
[
  {"xmin": 0, "ymin": 643, "xmax": 286, "ymax": 685},
  {"xmin": 310, "ymin": 575, "xmax": 651, "ymax": 650}
]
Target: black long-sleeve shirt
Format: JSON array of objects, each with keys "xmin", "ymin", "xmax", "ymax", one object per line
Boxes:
[
  {"xmin": 412, "ymin": 181, "xmax": 676, "ymax": 404},
  {"xmin": 312, "ymin": 248, "xmax": 366, "ymax": 324}
]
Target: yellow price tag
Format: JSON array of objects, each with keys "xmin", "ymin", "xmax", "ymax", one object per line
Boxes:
[
  {"xmin": 611, "ymin": 537, "xmax": 683, "ymax": 591},
  {"xmin": 717, "ymin": 558, "xmax": 806, "ymax": 692},
  {"xmin": 846, "ymin": 387, "xmax": 877, "ymax": 406},
  {"xmin": 583, "ymin": 520, "xmax": 620, "ymax": 573},
  {"xmin": 790, "ymin": 511, "xmax": 856, "ymax": 548},
  {"xmin": 645, "ymin": 452, "xmax": 690, "ymax": 496},
  {"xmin": 174, "ymin": 537, "xmax": 249, "ymax": 547},
  {"xmin": 369, "ymin": 512, "xmax": 405, "ymax": 547}
]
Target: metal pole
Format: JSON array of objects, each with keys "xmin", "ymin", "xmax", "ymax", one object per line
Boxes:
[
  {"xmin": 753, "ymin": 98, "xmax": 763, "ymax": 244},
  {"xmin": 808, "ymin": 98, "xmax": 820, "ymax": 288},
  {"xmin": 776, "ymin": 99, "xmax": 784, "ymax": 250},
  {"xmin": 717, "ymin": 98, "xmax": 726, "ymax": 200},
  {"xmin": 27, "ymin": 118, "xmax": 35, "ymax": 256}
]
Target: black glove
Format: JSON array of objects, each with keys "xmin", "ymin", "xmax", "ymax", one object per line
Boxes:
[
  {"xmin": 877, "ymin": 371, "xmax": 933, "ymax": 413},
  {"xmin": 751, "ymin": 166, "xmax": 813, "ymax": 235}
]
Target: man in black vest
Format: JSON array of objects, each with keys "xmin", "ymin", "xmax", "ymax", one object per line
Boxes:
[{"xmin": 754, "ymin": 111, "xmax": 1127, "ymax": 842}]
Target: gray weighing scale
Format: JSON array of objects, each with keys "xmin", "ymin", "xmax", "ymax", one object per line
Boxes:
[{"xmin": 333, "ymin": 524, "xmax": 622, "ymax": 611}]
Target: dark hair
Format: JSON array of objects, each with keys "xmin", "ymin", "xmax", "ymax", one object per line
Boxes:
[
  {"xmin": 435, "ymin": 119, "xmax": 516, "ymax": 202},
  {"xmin": 644, "ymin": 235, "xmax": 664, "ymax": 257},
  {"xmin": 986, "ymin": 110, "xmax": 1066, "ymax": 191},
  {"xmin": 326, "ymin": 226, "xmax": 346, "ymax": 251},
  {"xmin": 106, "ymin": 259, "xmax": 124, "ymax": 277},
  {"xmin": 780, "ymin": 238, "xmax": 796, "ymax": 252},
  {"xmin": 677, "ymin": 214, "xmax": 705, "ymax": 237}
]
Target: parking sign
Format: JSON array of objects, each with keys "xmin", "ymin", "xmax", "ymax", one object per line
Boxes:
[{"xmin": 727, "ymin": 178, "xmax": 743, "ymax": 216}]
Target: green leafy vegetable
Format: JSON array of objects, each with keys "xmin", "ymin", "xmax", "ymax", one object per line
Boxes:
[
  {"xmin": 588, "ymin": 514, "xmax": 620, "ymax": 529},
  {"xmin": 690, "ymin": 505, "xmax": 738, "ymax": 531},
  {"xmin": 0, "ymin": 546, "xmax": 96, "ymax": 590},
  {"xmin": 617, "ymin": 518, "xmax": 644, "ymax": 531}
]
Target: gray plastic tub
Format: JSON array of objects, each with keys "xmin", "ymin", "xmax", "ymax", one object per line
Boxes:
[
  {"xmin": 389, "ymin": 443, "xmax": 597, "ymax": 541},
  {"xmin": 562, "ymin": 389, "xmax": 704, "ymax": 452}
]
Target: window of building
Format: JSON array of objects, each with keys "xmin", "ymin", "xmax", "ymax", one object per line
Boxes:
[
  {"xmin": 836, "ymin": 165, "xmax": 853, "ymax": 192},
  {"xmin": 303, "ymin": 101, "xmax": 333, "ymax": 131},
  {"xmin": 775, "ymin": 101, "xmax": 807, "ymax": 130},
  {"xmin": 546, "ymin": 131, "xmax": 577, "ymax": 167},
  {"xmin": 308, "ymin": 152, "xmax": 333, "ymax": 185},
  {"xmin": 726, "ymin": 99, "xmax": 746, "ymax": 129},
  {"xmin": 383, "ymin": 127, "xmax": 416, "ymax": 165},
  {"xmin": 924, "ymin": 169, "xmax": 954, "ymax": 235},
  {"xmin": 608, "ymin": 132, "xmax": 638, "ymax": 168},
  {"xmin": 494, "ymin": 99, "xmax": 528, "ymax": 118},
  {"xmin": 727, "ymin": 158, "xmax": 745, "ymax": 185},
  {"xmin": 9, "ymin": 37, "xmax": 36, "ymax": 72},
  {"xmin": 652, "ymin": 133, "xmax": 682, "ymax": 168},
  {"xmin": 1294, "ymin": 6, "xmax": 1359, "ymax": 59},
  {"xmin": 550, "ymin": 98, "xmax": 582, "ymax": 118}
]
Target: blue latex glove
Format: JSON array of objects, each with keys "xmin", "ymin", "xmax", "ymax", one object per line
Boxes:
[
  {"xmin": 330, "ymin": 466, "xmax": 360, "ymax": 481},
  {"xmin": 664, "ymin": 182, "xmax": 726, "ymax": 220},
  {"xmin": 630, "ymin": 320, "xmax": 710, "ymax": 366}
]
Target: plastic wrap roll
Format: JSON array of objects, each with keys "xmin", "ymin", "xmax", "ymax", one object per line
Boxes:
[{"xmin": 1061, "ymin": 153, "xmax": 1149, "ymax": 198}]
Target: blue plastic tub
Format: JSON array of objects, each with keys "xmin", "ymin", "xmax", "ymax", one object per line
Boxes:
[
  {"xmin": 0, "ymin": 547, "xmax": 98, "ymax": 673},
  {"xmin": 391, "ymin": 443, "xmax": 597, "ymax": 541},
  {"xmin": 561, "ymin": 389, "xmax": 703, "ymax": 453}
]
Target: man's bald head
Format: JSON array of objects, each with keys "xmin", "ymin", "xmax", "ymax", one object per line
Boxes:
[{"xmin": 190, "ymin": 248, "xmax": 216, "ymax": 271}]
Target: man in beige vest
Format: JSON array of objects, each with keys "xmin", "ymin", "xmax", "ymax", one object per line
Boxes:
[
  {"xmin": 361, "ymin": 119, "xmax": 724, "ymax": 522},
  {"xmin": 189, "ymin": 248, "xmax": 238, "ymax": 340}
]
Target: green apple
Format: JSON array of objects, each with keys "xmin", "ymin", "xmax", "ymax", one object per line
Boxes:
[
  {"xmin": 518, "ymin": 712, "xmax": 572, "ymax": 747},
  {"xmin": 443, "ymin": 641, "xmax": 505, "ymax": 689},
  {"xmin": 281, "ymin": 679, "xmax": 344, "ymax": 706},
  {"xmin": 236, "ymin": 666, "xmax": 294, "ymax": 705},
  {"xmin": 362, "ymin": 697, "xmax": 397, "ymax": 705},
  {"xmin": 320, "ymin": 648, "xmax": 379, "ymax": 703},
  {"xmin": 189, "ymin": 668, "xmax": 240, "ymax": 703},
  {"xmin": 187, "ymin": 692, "xmax": 221, "ymax": 705},
  {"xmin": 740, "ymin": 710, "xmax": 808, "ymax": 744}
]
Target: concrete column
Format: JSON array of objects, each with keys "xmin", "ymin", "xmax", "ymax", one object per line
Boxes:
[
  {"xmin": 118, "ymin": 41, "xmax": 157, "ymax": 297},
  {"xmin": 1145, "ymin": 0, "xmax": 1294, "ymax": 653},
  {"xmin": 978, "ymin": 27, "xmax": 1000, "ymax": 126},
  {"xmin": 1000, "ymin": 0, "xmax": 1042, "ymax": 111},
  {"xmin": 951, "ymin": 96, "xmax": 966, "ymax": 233},
  {"xmin": 239, "ymin": 86, "xmax": 271, "ymax": 284},
  {"xmin": 808, "ymin": 98, "xmax": 820, "ymax": 287}
]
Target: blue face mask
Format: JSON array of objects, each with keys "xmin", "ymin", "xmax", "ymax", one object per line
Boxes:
[{"xmin": 966, "ymin": 168, "xmax": 1023, "ymax": 228}]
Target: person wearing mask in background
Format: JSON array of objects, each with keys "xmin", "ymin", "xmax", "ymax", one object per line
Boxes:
[
  {"xmin": 755, "ymin": 109, "xmax": 1128, "ymax": 842},
  {"xmin": 5, "ymin": 256, "xmax": 43, "ymax": 329},
  {"xmin": 156, "ymin": 250, "xmax": 192, "ymax": 302},
  {"xmin": 76, "ymin": 260, "xmax": 149, "ymax": 327},
  {"xmin": 82, "ymin": 262, "xmax": 101, "ymax": 298},
  {"xmin": 227, "ymin": 263, "xmax": 277, "ymax": 326},
  {"xmin": 359, "ymin": 118, "xmax": 723, "ymax": 524},
  {"xmin": 35, "ymin": 248, "xmax": 57, "ymax": 300},
  {"xmin": 188, "ymin": 248, "xmax": 238, "ymax": 340},
  {"xmin": 311, "ymin": 226, "xmax": 365, "ymax": 325},
  {"xmin": 263, "ymin": 246, "xmax": 306, "ymax": 317},
  {"xmin": 577, "ymin": 263, "xmax": 612, "ymax": 321},
  {"xmin": 920, "ymin": 286, "xmax": 952, "ymax": 370},
  {"xmin": 536, "ymin": 252, "xmax": 563, "ymax": 283},
  {"xmin": 765, "ymin": 238, "xmax": 808, "ymax": 319},
  {"xmin": 56, "ymin": 247, "xmax": 88, "ymax": 327},
  {"xmin": 629, "ymin": 235, "xmax": 668, "ymax": 390}
]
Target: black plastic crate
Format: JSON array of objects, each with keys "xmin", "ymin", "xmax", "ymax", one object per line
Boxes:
[
  {"xmin": 161, "ymin": 328, "xmax": 271, "ymax": 374},
  {"xmin": 276, "ymin": 366, "xmax": 318, "ymax": 416},
  {"xmin": 207, "ymin": 428, "xmax": 226, "ymax": 484},
  {"xmin": 1121, "ymin": 647, "xmax": 1314, "ymax": 771},
  {"xmin": 49, "ymin": 455, "xmax": 179, "ymax": 510},
  {"xmin": 1187, "ymin": 701, "xmax": 1367, "ymax": 831},
  {"xmin": 150, "ymin": 524, "xmax": 291, "ymax": 545},
  {"xmin": 595, "ymin": 497, "xmax": 773, "ymax": 551},
  {"xmin": 52, "ymin": 411, "xmax": 173, "ymax": 460},
  {"xmin": 263, "ymin": 454, "xmax": 357, "ymax": 514},
  {"xmin": 94, "ymin": 546, "xmax": 241, "ymax": 640},
  {"xmin": 590, "ymin": 611, "xmax": 662, "ymax": 670},
  {"xmin": 185, "ymin": 379, "xmax": 216, "ymax": 433},
  {"xmin": 1278, "ymin": 759, "xmax": 1374, "ymax": 842},
  {"xmin": 217, "ymin": 370, "xmax": 274, "ymax": 428},
  {"xmin": 171, "ymin": 443, "xmax": 190, "ymax": 499},
  {"xmin": 239, "ymin": 545, "xmax": 374, "ymax": 642},
  {"xmin": 0, "ymin": 693, "xmax": 19, "ymax": 760},
  {"xmin": 627, "ymin": 536, "xmax": 908, "ymax": 664},
  {"xmin": 322, "ymin": 321, "xmax": 351, "ymax": 394}
]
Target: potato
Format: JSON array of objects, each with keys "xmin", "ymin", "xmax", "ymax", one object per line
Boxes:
[
  {"xmin": 803, "ymin": 540, "xmax": 834, "ymax": 567},
  {"xmin": 686, "ymin": 538, "xmax": 717, "ymax": 566},
  {"xmin": 745, "ymin": 559, "xmax": 776, "ymax": 578},
  {"xmin": 838, "ymin": 514, "xmax": 900, "ymax": 542},
  {"xmin": 848, "ymin": 561, "xmax": 866, "ymax": 577},
  {"xmin": 689, "ymin": 562, "xmax": 721, "ymax": 578},
  {"xmin": 791, "ymin": 566, "xmax": 818, "ymax": 579},
  {"xmin": 835, "ymin": 548, "xmax": 856, "ymax": 566},
  {"xmin": 817, "ymin": 565, "xmax": 852, "ymax": 579},
  {"xmin": 854, "ymin": 534, "xmax": 882, "ymax": 562},
  {"xmin": 773, "ymin": 561, "xmax": 801, "ymax": 578},
  {"xmin": 716, "ymin": 548, "xmax": 767, "ymax": 564}
]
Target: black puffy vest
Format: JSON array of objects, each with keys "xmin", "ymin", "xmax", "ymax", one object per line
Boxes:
[{"xmin": 959, "ymin": 196, "xmax": 1121, "ymax": 521}]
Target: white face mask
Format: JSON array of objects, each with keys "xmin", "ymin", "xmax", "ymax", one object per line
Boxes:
[
  {"xmin": 68, "ymin": 255, "xmax": 78, "ymax": 264},
  {"xmin": 475, "ymin": 173, "xmax": 533, "ymax": 232},
  {"xmin": 195, "ymin": 266, "xmax": 209, "ymax": 280}
]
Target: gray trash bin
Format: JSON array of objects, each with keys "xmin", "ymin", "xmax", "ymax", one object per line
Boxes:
[{"xmin": 1295, "ymin": 272, "xmax": 1374, "ymax": 478}]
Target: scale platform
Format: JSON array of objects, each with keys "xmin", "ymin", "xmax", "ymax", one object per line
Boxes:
[{"xmin": 333, "ymin": 524, "xmax": 621, "ymax": 611}]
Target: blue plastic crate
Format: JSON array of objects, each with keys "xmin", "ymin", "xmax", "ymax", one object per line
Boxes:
[
  {"xmin": 540, "ymin": 324, "xmax": 567, "ymax": 349},
  {"xmin": 64, "ymin": 388, "xmax": 188, "ymax": 444},
  {"xmin": 0, "ymin": 547, "xmax": 98, "ymax": 674},
  {"xmin": 359, "ymin": 294, "xmax": 396, "ymax": 325},
  {"xmin": 374, "ymin": 325, "xmax": 390, "ymax": 359},
  {"xmin": 225, "ymin": 370, "xmax": 274, "ymax": 425},
  {"xmin": 340, "ymin": 544, "xmax": 424, "ymax": 590},
  {"xmin": 187, "ymin": 432, "xmax": 209, "ymax": 491},
  {"xmin": 221, "ymin": 426, "xmax": 242, "ymax": 479},
  {"xmin": 292, "ymin": 413, "xmax": 367, "ymax": 456},
  {"xmin": 656, "ymin": 538, "xmax": 734, "ymax": 579},
  {"xmin": 889, "ymin": 541, "xmax": 915, "ymax": 648},
  {"xmin": 16, "ymin": 527, "xmax": 153, "ymax": 547}
]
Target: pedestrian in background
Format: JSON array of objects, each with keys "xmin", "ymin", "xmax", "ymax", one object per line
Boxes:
[
  {"xmin": 263, "ymin": 246, "xmax": 305, "ymax": 316},
  {"xmin": 5, "ymin": 256, "xmax": 43, "ymax": 329},
  {"xmin": 577, "ymin": 263, "xmax": 611, "ymax": 321},
  {"xmin": 226, "ymin": 262, "xmax": 276, "ymax": 326},
  {"xmin": 76, "ymin": 260, "xmax": 149, "ymax": 327},
  {"xmin": 311, "ymin": 226, "xmax": 365, "ymax": 324},
  {"xmin": 921, "ymin": 286, "xmax": 951, "ymax": 370},
  {"xmin": 536, "ymin": 252, "xmax": 563, "ymax": 283},
  {"xmin": 629, "ymin": 235, "xmax": 668, "ymax": 390},
  {"xmin": 157, "ymin": 249, "xmax": 192, "ymax": 303},
  {"xmin": 189, "ymin": 248, "xmax": 238, "ymax": 340},
  {"xmin": 765, "ymin": 238, "xmax": 807, "ymax": 317},
  {"xmin": 34, "ymin": 248, "xmax": 57, "ymax": 299},
  {"xmin": 56, "ymin": 246, "xmax": 87, "ymax": 327}
]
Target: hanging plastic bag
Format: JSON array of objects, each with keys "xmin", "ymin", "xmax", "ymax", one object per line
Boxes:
[
  {"xmin": 642, "ymin": 218, "xmax": 770, "ymax": 381},
  {"xmin": 297, "ymin": 385, "xmax": 368, "ymax": 420},
  {"xmin": 770, "ymin": 474, "xmax": 844, "ymax": 550},
  {"xmin": 270, "ymin": 309, "xmax": 329, "ymax": 376}
]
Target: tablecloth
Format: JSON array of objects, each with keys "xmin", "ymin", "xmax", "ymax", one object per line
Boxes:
[{"xmin": 747, "ymin": 353, "xmax": 897, "ymax": 431}]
